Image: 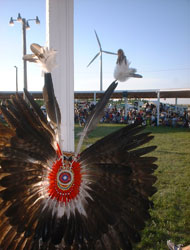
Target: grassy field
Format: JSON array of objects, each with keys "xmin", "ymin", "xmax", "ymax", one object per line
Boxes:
[{"xmin": 75, "ymin": 124, "xmax": 190, "ymax": 250}]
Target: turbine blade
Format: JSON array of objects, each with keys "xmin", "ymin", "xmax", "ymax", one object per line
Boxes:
[
  {"xmin": 102, "ymin": 50, "xmax": 117, "ymax": 55},
  {"xmin": 87, "ymin": 52, "xmax": 100, "ymax": 67},
  {"xmin": 94, "ymin": 30, "xmax": 102, "ymax": 50}
]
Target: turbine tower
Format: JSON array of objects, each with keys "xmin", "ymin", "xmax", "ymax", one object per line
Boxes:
[{"xmin": 87, "ymin": 30, "xmax": 117, "ymax": 91}]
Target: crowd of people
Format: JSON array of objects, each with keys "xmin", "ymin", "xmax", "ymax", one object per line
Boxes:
[
  {"xmin": 74, "ymin": 101, "xmax": 190, "ymax": 128},
  {"xmin": 0, "ymin": 100, "xmax": 188, "ymax": 128}
]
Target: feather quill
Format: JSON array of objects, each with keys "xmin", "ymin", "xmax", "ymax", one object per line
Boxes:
[
  {"xmin": 23, "ymin": 88, "xmax": 55, "ymax": 139},
  {"xmin": 23, "ymin": 43, "xmax": 61, "ymax": 132},
  {"xmin": 43, "ymin": 73, "xmax": 61, "ymax": 128},
  {"xmin": 23, "ymin": 43, "xmax": 61, "ymax": 129},
  {"xmin": 76, "ymin": 80, "xmax": 117, "ymax": 155}
]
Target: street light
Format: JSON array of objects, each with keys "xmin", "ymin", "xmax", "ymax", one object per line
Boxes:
[
  {"xmin": 9, "ymin": 13, "xmax": 40, "ymax": 94},
  {"xmin": 14, "ymin": 66, "xmax": 18, "ymax": 92}
]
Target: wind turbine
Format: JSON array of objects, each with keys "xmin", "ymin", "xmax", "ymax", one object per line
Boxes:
[{"xmin": 87, "ymin": 30, "xmax": 117, "ymax": 91}]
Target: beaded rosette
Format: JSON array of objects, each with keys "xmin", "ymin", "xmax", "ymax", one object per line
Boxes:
[{"xmin": 48, "ymin": 144, "xmax": 81, "ymax": 203}]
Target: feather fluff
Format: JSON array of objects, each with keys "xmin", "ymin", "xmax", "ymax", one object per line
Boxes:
[
  {"xmin": 114, "ymin": 49, "xmax": 142, "ymax": 82},
  {"xmin": 23, "ymin": 43, "xmax": 57, "ymax": 73},
  {"xmin": 114, "ymin": 60, "xmax": 142, "ymax": 82}
]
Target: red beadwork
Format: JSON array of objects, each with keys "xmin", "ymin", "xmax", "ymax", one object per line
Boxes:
[{"xmin": 48, "ymin": 146, "xmax": 81, "ymax": 203}]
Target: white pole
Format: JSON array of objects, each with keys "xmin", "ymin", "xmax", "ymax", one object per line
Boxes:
[
  {"xmin": 175, "ymin": 98, "xmax": 178, "ymax": 112},
  {"xmin": 14, "ymin": 66, "xmax": 18, "ymax": 92},
  {"xmin": 100, "ymin": 52, "xmax": 103, "ymax": 91},
  {"xmin": 175, "ymin": 98, "xmax": 178, "ymax": 105},
  {"xmin": 94, "ymin": 92, "xmax": 96, "ymax": 104},
  {"xmin": 46, "ymin": 0, "xmax": 74, "ymax": 152},
  {"xmin": 157, "ymin": 91, "xmax": 160, "ymax": 126}
]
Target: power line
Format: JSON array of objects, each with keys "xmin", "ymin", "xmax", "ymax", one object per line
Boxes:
[{"xmin": 143, "ymin": 67, "xmax": 190, "ymax": 73}]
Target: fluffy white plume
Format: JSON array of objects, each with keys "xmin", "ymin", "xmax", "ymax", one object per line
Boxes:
[
  {"xmin": 23, "ymin": 43, "xmax": 57, "ymax": 73},
  {"xmin": 37, "ymin": 47, "xmax": 57, "ymax": 73},
  {"xmin": 114, "ymin": 60, "xmax": 135, "ymax": 82},
  {"xmin": 114, "ymin": 49, "xmax": 142, "ymax": 82}
]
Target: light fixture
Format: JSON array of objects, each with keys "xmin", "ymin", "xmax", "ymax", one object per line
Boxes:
[
  {"xmin": 9, "ymin": 17, "xmax": 14, "ymax": 26},
  {"xmin": 36, "ymin": 16, "xmax": 40, "ymax": 24},
  {"xmin": 17, "ymin": 13, "xmax": 22, "ymax": 22},
  {"xmin": 26, "ymin": 21, "xmax": 30, "ymax": 30},
  {"xmin": 9, "ymin": 13, "xmax": 40, "ymax": 94}
]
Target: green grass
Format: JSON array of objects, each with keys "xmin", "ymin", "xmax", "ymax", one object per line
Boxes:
[{"xmin": 75, "ymin": 124, "xmax": 190, "ymax": 249}]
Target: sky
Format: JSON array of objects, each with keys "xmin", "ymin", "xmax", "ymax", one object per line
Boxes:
[{"xmin": 0, "ymin": 0, "xmax": 190, "ymax": 104}]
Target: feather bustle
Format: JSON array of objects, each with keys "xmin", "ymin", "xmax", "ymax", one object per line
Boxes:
[{"xmin": 0, "ymin": 75, "xmax": 158, "ymax": 250}]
